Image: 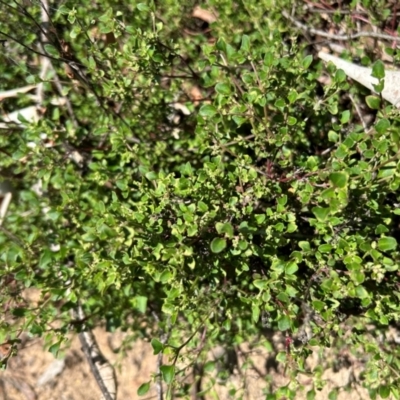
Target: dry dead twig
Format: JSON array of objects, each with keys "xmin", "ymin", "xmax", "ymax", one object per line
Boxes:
[
  {"xmin": 192, "ymin": 6, "xmax": 218, "ymax": 24},
  {"xmin": 282, "ymin": 10, "xmax": 400, "ymax": 42},
  {"xmin": 74, "ymin": 304, "xmax": 117, "ymax": 400}
]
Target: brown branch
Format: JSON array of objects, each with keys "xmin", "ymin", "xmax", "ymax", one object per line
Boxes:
[
  {"xmin": 0, "ymin": 29, "xmax": 83, "ymax": 65},
  {"xmin": 349, "ymin": 94, "xmax": 368, "ymax": 131},
  {"xmin": 74, "ymin": 304, "xmax": 117, "ymax": 400},
  {"xmin": 36, "ymin": 0, "xmax": 51, "ymax": 107},
  {"xmin": 282, "ymin": 10, "xmax": 400, "ymax": 42}
]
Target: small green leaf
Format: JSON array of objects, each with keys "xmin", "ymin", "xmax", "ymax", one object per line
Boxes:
[
  {"xmin": 375, "ymin": 224, "xmax": 389, "ymax": 234},
  {"xmin": 116, "ymin": 179, "xmax": 128, "ymax": 191},
  {"xmin": 287, "ymin": 90, "xmax": 298, "ymax": 103},
  {"xmin": 307, "ymin": 389, "xmax": 316, "ymax": 400},
  {"xmin": 321, "ymin": 187, "xmax": 335, "ymax": 200},
  {"xmin": 378, "ymin": 236, "xmax": 397, "ymax": 251},
  {"xmin": 302, "ymin": 55, "xmax": 313, "ymax": 69},
  {"xmin": 276, "ymin": 351, "xmax": 287, "ymax": 363},
  {"xmin": 187, "ymin": 225, "xmax": 198, "ymax": 237},
  {"xmin": 203, "ymin": 361, "xmax": 215, "ymax": 372},
  {"xmin": 137, "ymin": 382, "xmax": 151, "ymax": 396},
  {"xmin": 253, "ymin": 279, "xmax": 268, "ymax": 290},
  {"xmin": 44, "ymin": 44, "xmax": 59, "ymax": 57},
  {"xmin": 277, "ymin": 195, "xmax": 287, "ymax": 206},
  {"xmin": 312, "ymin": 206, "xmax": 330, "ymax": 221},
  {"xmin": 277, "ymin": 292, "xmax": 289, "ymax": 303},
  {"xmin": 223, "ymin": 319, "xmax": 231, "ymax": 331},
  {"xmin": 285, "ymin": 261, "xmax": 298, "ymax": 275},
  {"xmin": 299, "ymin": 241, "xmax": 310, "ymax": 251},
  {"xmin": 197, "ymin": 201, "xmax": 208, "ymax": 212},
  {"xmin": 318, "ymin": 244, "xmax": 332, "ymax": 253},
  {"xmin": 373, "ymin": 80, "xmax": 384, "ymax": 93},
  {"xmin": 215, "ymin": 83, "xmax": 231, "ymax": 95},
  {"xmin": 307, "ymin": 156, "xmax": 318, "ymax": 170},
  {"xmin": 135, "ymin": 296, "xmax": 147, "ymax": 313},
  {"xmin": 225, "ymin": 44, "xmax": 235, "ymax": 60},
  {"xmin": 329, "ymin": 172, "xmax": 348, "ymax": 188},
  {"xmin": 199, "ymin": 104, "xmax": 217, "ymax": 117},
  {"xmin": 312, "ymin": 300, "xmax": 325, "ymax": 312},
  {"xmin": 145, "ymin": 171, "xmax": 157, "ymax": 180},
  {"xmin": 356, "ymin": 285, "xmax": 368, "ymax": 299},
  {"xmin": 264, "ymin": 52, "xmax": 274, "ymax": 66},
  {"xmin": 48, "ymin": 342, "xmax": 61, "ymax": 357},
  {"xmin": 67, "ymin": 10, "xmax": 76, "ymax": 23},
  {"xmin": 328, "ymin": 130, "xmax": 339, "ymax": 142},
  {"xmin": 160, "ymin": 365, "xmax": 175, "ymax": 384},
  {"xmin": 366, "ymin": 95, "xmax": 381, "ymax": 109},
  {"xmin": 160, "ymin": 270, "xmax": 173, "ymax": 283},
  {"xmin": 335, "ymin": 69, "xmax": 346, "ymax": 83},
  {"xmin": 255, "ymin": 214, "xmax": 266, "ymax": 224},
  {"xmin": 371, "ymin": 60, "xmax": 385, "ymax": 79},
  {"xmin": 375, "ymin": 118, "xmax": 390, "ymax": 134},
  {"xmin": 335, "ymin": 144, "xmax": 348, "ymax": 158},
  {"xmin": 151, "ymin": 338, "xmax": 164, "ymax": 355},
  {"xmin": 340, "ymin": 110, "xmax": 350, "ymax": 124},
  {"xmin": 262, "ymin": 291, "xmax": 271, "ymax": 302},
  {"xmin": 215, "ymin": 222, "xmax": 234, "ymax": 238},
  {"xmin": 70, "ymin": 25, "xmax": 81, "ymax": 39},
  {"xmin": 252, "ymin": 305, "xmax": 260, "ymax": 323},
  {"xmin": 328, "ymin": 388, "xmax": 338, "ymax": 400},
  {"xmin": 274, "ymin": 98, "xmax": 285, "ymax": 109},
  {"xmin": 216, "ymin": 38, "xmax": 227, "ymax": 52},
  {"xmin": 328, "ymin": 102, "xmax": 338, "ymax": 115},
  {"xmin": 238, "ymin": 239, "xmax": 248, "ymax": 250},
  {"xmin": 137, "ymin": 3, "xmax": 150, "ymax": 12},
  {"xmin": 278, "ymin": 315, "xmax": 291, "ymax": 331},
  {"xmin": 57, "ymin": 5, "xmax": 70, "ymax": 14},
  {"xmin": 378, "ymin": 162, "xmax": 395, "ymax": 179},
  {"xmin": 12, "ymin": 307, "xmax": 26, "ymax": 317},
  {"xmin": 98, "ymin": 8, "xmax": 113, "ymax": 21},
  {"xmin": 39, "ymin": 249, "xmax": 52, "ymax": 269},
  {"xmin": 181, "ymin": 162, "xmax": 193, "ymax": 176},
  {"xmin": 351, "ymin": 270, "xmax": 365, "ymax": 285},
  {"xmin": 240, "ymin": 34, "xmax": 250, "ymax": 52},
  {"xmin": 210, "ymin": 237, "xmax": 227, "ymax": 253},
  {"xmin": 232, "ymin": 115, "xmax": 247, "ymax": 126},
  {"xmin": 379, "ymin": 385, "xmax": 390, "ymax": 399}
]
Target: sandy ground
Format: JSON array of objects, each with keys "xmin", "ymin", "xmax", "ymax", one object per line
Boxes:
[{"xmin": 0, "ymin": 325, "xmax": 378, "ymax": 400}]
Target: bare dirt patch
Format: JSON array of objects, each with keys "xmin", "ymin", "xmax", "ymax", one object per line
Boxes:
[{"xmin": 0, "ymin": 327, "xmax": 373, "ymax": 400}]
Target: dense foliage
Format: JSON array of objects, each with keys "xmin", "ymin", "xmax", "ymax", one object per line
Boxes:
[{"xmin": 1, "ymin": 0, "xmax": 400, "ymax": 398}]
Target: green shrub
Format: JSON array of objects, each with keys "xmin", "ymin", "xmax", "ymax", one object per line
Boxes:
[{"xmin": 1, "ymin": 1, "xmax": 400, "ymax": 398}]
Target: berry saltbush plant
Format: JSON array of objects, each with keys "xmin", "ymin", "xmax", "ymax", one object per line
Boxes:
[{"xmin": 1, "ymin": 1, "xmax": 400, "ymax": 398}]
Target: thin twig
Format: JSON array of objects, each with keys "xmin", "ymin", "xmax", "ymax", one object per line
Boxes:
[
  {"xmin": 0, "ymin": 29, "xmax": 82, "ymax": 65},
  {"xmin": 29, "ymin": 0, "xmax": 78, "ymax": 136},
  {"xmin": 36, "ymin": 0, "xmax": 51, "ymax": 107},
  {"xmin": 152, "ymin": 311, "xmax": 168, "ymax": 400},
  {"xmin": 282, "ymin": 10, "xmax": 400, "ymax": 42},
  {"xmin": 36, "ymin": 0, "xmax": 79, "ymax": 128},
  {"xmin": 0, "ymin": 193, "xmax": 12, "ymax": 227},
  {"xmin": 49, "ymin": 65, "xmax": 79, "ymax": 129},
  {"xmin": 74, "ymin": 304, "xmax": 117, "ymax": 400},
  {"xmin": 305, "ymin": 7, "xmax": 373, "ymax": 15},
  {"xmin": 223, "ymin": 134, "xmax": 255, "ymax": 147},
  {"xmin": 349, "ymin": 94, "xmax": 368, "ymax": 131}
]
